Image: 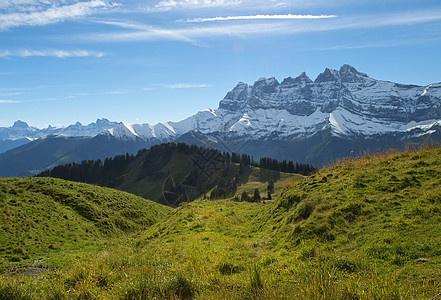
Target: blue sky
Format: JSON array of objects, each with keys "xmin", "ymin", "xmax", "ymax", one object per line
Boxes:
[{"xmin": 1, "ymin": 0, "xmax": 441, "ymax": 128}]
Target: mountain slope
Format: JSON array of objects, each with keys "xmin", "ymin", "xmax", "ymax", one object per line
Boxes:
[
  {"xmin": 0, "ymin": 133, "xmax": 153, "ymax": 177},
  {"xmin": 0, "ymin": 177, "xmax": 171, "ymax": 264},
  {"xmin": 1, "ymin": 146, "xmax": 440, "ymax": 299},
  {"xmin": 261, "ymin": 145, "xmax": 441, "ymax": 267},
  {"xmin": 0, "ymin": 148, "xmax": 441, "ymax": 300},
  {"xmin": 0, "ymin": 135, "xmax": 91, "ymax": 177},
  {"xmin": 38, "ymin": 143, "xmax": 307, "ymax": 205}
]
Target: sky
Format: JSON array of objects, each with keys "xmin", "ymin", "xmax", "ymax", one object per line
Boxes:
[{"xmin": 1, "ymin": 0, "xmax": 441, "ymax": 128}]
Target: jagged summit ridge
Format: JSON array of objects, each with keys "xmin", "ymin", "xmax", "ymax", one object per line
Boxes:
[
  {"xmin": 2, "ymin": 65, "xmax": 441, "ymax": 154},
  {"xmin": 101, "ymin": 64, "xmax": 441, "ymax": 144}
]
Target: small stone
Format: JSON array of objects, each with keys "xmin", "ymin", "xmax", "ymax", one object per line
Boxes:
[{"xmin": 415, "ymin": 258, "xmax": 430, "ymax": 264}]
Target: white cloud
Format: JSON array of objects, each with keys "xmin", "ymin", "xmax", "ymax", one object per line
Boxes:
[
  {"xmin": 84, "ymin": 8, "xmax": 441, "ymax": 44},
  {"xmin": 0, "ymin": 92, "xmax": 22, "ymax": 96},
  {"xmin": 162, "ymin": 83, "xmax": 211, "ymax": 89},
  {"xmin": 185, "ymin": 14, "xmax": 337, "ymax": 22},
  {"xmin": 0, "ymin": 99, "xmax": 22, "ymax": 103},
  {"xmin": 151, "ymin": 0, "xmax": 241, "ymax": 11},
  {"xmin": 0, "ymin": 0, "xmax": 41, "ymax": 9},
  {"xmin": 82, "ymin": 21, "xmax": 330, "ymax": 43},
  {"xmin": 0, "ymin": 0, "xmax": 115, "ymax": 30},
  {"xmin": 0, "ymin": 49, "xmax": 105, "ymax": 58}
]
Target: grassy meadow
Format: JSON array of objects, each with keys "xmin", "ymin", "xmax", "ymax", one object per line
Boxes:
[{"xmin": 1, "ymin": 146, "xmax": 441, "ymax": 299}]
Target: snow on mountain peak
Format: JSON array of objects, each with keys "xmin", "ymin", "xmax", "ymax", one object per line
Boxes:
[
  {"xmin": 12, "ymin": 120, "xmax": 30, "ymax": 129},
  {"xmin": 315, "ymin": 68, "xmax": 340, "ymax": 83},
  {"xmin": 281, "ymin": 72, "xmax": 313, "ymax": 86},
  {"xmin": 421, "ymin": 84, "xmax": 432, "ymax": 96},
  {"xmin": 5, "ymin": 65, "xmax": 441, "ymax": 153}
]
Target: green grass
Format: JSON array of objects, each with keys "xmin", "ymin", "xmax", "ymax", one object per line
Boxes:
[
  {"xmin": 0, "ymin": 177, "xmax": 170, "ymax": 270},
  {"xmin": 1, "ymin": 146, "xmax": 441, "ymax": 299}
]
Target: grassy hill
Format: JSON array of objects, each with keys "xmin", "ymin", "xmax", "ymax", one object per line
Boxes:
[
  {"xmin": 1, "ymin": 146, "xmax": 441, "ymax": 299},
  {"xmin": 0, "ymin": 177, "xmax": 171, "ymax": 268},
  {"xmin": 264, "ymin": 146, "xmax": 441, "ymax": 259}
]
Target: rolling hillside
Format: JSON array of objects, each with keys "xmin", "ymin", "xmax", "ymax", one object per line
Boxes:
[
  {"xmin": 38, "ymin": 143, "xmax": 310, "ymax": 205},
  {"xmin": 1, "ymin": 146, "xmax": 440, "ymax": 299},
  {"xmin": 0, "ymin": 177, "xmax": 170, "ymax": 267}
]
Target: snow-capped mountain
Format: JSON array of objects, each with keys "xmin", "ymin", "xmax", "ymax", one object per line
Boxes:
[
  {"xmin": 106, "ymin": 64, "xmax": 441, "ymax": 146},
  {"xmin": 3, "ymin": 64, "xmax": 441, "ymax": 174},
  {"xmin": 0, "ymin": 119, "xmax": 118, "ymax": 153}
]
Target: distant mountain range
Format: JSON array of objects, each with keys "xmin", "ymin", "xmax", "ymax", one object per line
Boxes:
[
  {"xmin": 1, "ymin": 64, "xmax": 441, "ymax": 176},
  {"xmin": 0, "ymin": 119, "xmax": 118, "ymax": 153}
]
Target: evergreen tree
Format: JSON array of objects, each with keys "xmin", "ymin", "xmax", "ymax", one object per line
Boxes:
[
  {"xmin": 241, "ymin": 191, "xmax": 249, "ymax": 202},
  {"xmin": 239, "ymin": 162, "xmax": 245, "ymax": 175},
  {"xmin": 267, "ymin": 180, "xmax": 274, "ymax": 193},
  {"xmin": 253, "ymin": 188, "xmax": 261, "ymax": 202},
  {"xmin": 267, "ymin": 191, "xmax": 272, "ymax": 200}
]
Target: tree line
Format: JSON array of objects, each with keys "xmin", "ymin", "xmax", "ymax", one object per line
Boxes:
[{"xmin": 37, "ymin": 142, "xmax": 316, "ymax": 185}]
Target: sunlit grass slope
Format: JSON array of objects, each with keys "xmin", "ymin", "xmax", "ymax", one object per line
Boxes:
[
  {"xmin": 264, "ymin": 147, "xmax": 441, "ymax": 263},
  {"xmin": 0, "ymin": 177, "xmax": 170, "ymax": 267},
  {"xmin": 1, "ymin": 146, "xmax": 441, "ymax": 299}
]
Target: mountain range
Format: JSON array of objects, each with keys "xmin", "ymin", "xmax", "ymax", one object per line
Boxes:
[
  {"xmin": 1, "ymin": 64, "xmax": 441, "ymax": 176},
  {"xmin": 0, "ymin": 118, "xmax": 118, "ymax": 153}
]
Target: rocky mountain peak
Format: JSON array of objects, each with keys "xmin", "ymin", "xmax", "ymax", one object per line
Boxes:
[
  {"xmin": 218, "ymin": 82, "xmax": 251, "ymax": 111},
  {"xmin": 252, "ymin": 77, "xmax": 280, "ymax": 93},
  {"xmin": 314, "ymin": 68, "xmax": 340, "ymax": 83},
  {"xmin": 281, "ymin": 72, "xmax": 313, "ymax": 86},
  {"xmin": 12, "ymin": 120, "xmax": 30, "ymax": 129},
  {"xmin": 339, "ymin": 64, "xmax": 369, "ymax": 83},
  {"xmin": 96, "ymin": 118, "xmax": 111, "ymax": 125}
]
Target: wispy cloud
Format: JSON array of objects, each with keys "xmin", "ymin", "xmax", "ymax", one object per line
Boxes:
[
  {"xmin": 162, "ymin": 83, "xmax": 211, "ymax": 89},
  {"xmin": 0, "ymin": 99, "xmax": 22, "ymax": 104},
  {"xmin": 0, "ymin": 92, "xmax": 22, "ymax": 96},
  {"xmin": 74, "ymin": 89, "xmax": 129, "ymax": 96},
  {"xmin": 84, "ymin": 8, "xmax": 441, "ymax": 44},
  {"xmin": 150, "ymin": 0, "xmax": 241, "ymax": 11},
  {"xmin": 0, "ymin": 49, "xmax": 105, "ymax": 58},
  {"xmin": 142, "ymin": 83, "xmax": 211, "ymax": 90},
  {"xmin": 185, "ymin": 14, "xmax": 337, "ymax": 23},
  {"xmin": 0, "ymin": 0, "xmax": 116, "ymax": 30}
]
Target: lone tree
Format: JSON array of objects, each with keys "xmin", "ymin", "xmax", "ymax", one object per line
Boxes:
[
  {"xmin": 253, "ymin": 188, "xmax": 261, "ymax": 202},
  {"xmin": 267, "ymin": 180, "xmax": 274, "ymax": 193},
  {"xmin": 241, "ymin": 191, "xmax": 250, "ymax": 202}
]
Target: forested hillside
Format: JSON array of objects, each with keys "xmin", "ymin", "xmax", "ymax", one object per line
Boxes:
[{"xmin": 38, "ymin": 143, "xmax": 314, "ymax": 205}]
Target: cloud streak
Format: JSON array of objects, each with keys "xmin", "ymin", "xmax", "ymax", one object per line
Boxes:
[
  {"xmin": 0, "ymin": 99, "xmax": 22, "ymax": 104},
  {"xmin": 151, "ymin": 0, "xmax": 241, "ymax": 11},
  {"xmin": 0, "ymin": 49, "xmax": 105, "ymax": 58},
  {"xmin": 185, "ymin": 14, "xmax": 337, "ymax": 23},
  {"xmin": 162, "ymin": 83, "xmax": 211, "ymax": 89},
  {"xmin": 0, "ymin": 0, "xmax": 115, "ymax": 30},
  {"xmin": 84, "ymin": 8, "xmax": 441, "ymax": 44}
]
